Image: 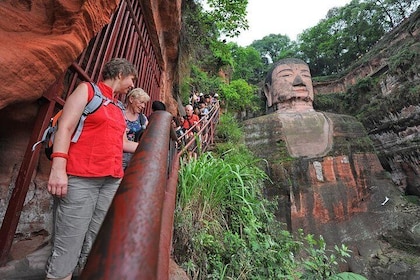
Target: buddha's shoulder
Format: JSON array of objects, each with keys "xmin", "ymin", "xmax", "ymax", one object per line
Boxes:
[{"xmin": 243, "ymin": 113, "xmax": 281, "ymax": 126}]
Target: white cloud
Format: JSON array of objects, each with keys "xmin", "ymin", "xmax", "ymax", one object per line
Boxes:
[{"xmin": 230, "ymin": 0, "xmax": 351, "ymax": 46}]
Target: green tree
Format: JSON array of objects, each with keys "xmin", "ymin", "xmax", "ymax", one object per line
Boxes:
[
  {"xmin": 297, "ymin": 0, "xmax": 418, "ymax": 77},
  {"xmin": 339, "ymin": 0, "xmax": 386, "ymax": 57},
  {"xmin": 200, "ymin": 40, "xmax": 234, "ymax": 75},
  {"xmin": 206, "ymin": 0, "xmax": 249, "ymax": 37},
  {"xmin": 229, "ymin": 43, "xmax": 265, "ymax": 84},
  {"xmin": 190, "ymin": 65, "xmax": 224, "ymax": 95},
  {"xmin": 298, "ymin": 0, "xmax": 388, "ymax": 76},
  {"xmin": 371, "ymin": 0, "xmax": 419, "ymax": 29},
  {"xmin": 251, "ymin": 33, "xmax": 299, "ymax": 64},
  {"xmin": 298, "ymin": 18, "xmax": 340, "ymax": 76},
  {"xmin": 179, "ymin": 0, "xmax": 249, "ymax": 98},
  {"xmin": 219, "ymin": 79, "xmax": 258, "ymax": 112}
]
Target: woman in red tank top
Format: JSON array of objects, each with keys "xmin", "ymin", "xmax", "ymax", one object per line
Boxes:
[{"xmin": 45, "ymin": 58, "xmax": 139, "ymax": 280}]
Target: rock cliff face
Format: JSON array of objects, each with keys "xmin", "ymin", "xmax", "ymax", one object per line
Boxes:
[
  {"xmin": 243, "ymin": 112, "xmax": 420, "ymax": 278},
  {"xmin": 312, "ymin": 10, "xmax": 420, "ymax": 201},
  {"xmin": 0, "ymin": 0, "xmax": 181, "ymax": 112},
  {"xmin": 371, "ymin": 104, "xmax": 420, "ymax": 197},
  {"xmin": 0, "ymin": 0, "xmax": 120, "ymax": 109}
]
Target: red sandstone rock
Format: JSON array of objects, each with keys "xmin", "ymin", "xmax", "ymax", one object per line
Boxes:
[
  {"xmin": 243, "ymin": 111, "xmax": 409, "ymax": 257},
  {"xmin": 0, "ymin": 0, "xmax": 120, "ymax": 109}
]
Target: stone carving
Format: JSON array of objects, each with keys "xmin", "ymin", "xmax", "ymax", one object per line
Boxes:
[
  {"xmin": 264, "ymin": 58, "xmax": 332, "ymax": 157},
  {"xmin": 264, "ymin": 58, "xmax": 315, "ymax": 112},
  {"xmin": 244, "ymin": 58, "xmax": 420, "ymax": 277}
]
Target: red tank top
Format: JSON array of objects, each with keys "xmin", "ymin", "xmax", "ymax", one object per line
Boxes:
[{"xmin": 66, "ymin": 82, "xmax": 126, "ymax": 178}]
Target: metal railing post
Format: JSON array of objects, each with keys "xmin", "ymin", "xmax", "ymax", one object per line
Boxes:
[{"xmin": 80, "ymin": 111, "xmax": 173, "ymax": 280}]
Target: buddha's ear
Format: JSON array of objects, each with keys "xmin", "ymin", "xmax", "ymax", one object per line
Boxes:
[{"xmin": 263, "ymin": 83, "xmax": 272, "ymax": 107}]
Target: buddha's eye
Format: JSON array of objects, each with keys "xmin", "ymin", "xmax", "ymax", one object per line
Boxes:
[
  {"xmin": 278, "ymin": 71, "xmax": 293, "ymax": 78},
  {"xmin": 301, "ymin": 71, "xmax": 311, "ymax": 78}
]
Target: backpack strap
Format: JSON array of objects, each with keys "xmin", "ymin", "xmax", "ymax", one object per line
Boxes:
[
  {"xmin": 84, "ymin": 83, "xmax": 103, "ymax": 114},
  {"xmin": 71, "ymin": 82, "xmax": 104, "ymax": 142},
  {"xmin": 31, "ymin": 121, "xmax": 55, "ymax": 151},
  {"xmin": 115, "ymin": 100, "xmax": 125, "ymax": 111}
]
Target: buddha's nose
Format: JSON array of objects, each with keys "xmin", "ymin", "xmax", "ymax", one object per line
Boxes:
[{"xmin": 292, "ymin": 75, "xmax": 305, "ymax": 86}]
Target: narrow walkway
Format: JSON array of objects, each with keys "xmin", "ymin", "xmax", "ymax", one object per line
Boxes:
[
  {"xmin": 0, "ymin": 104, "xmax": 220, "ymax": 280},
  {"xmin": 0, "ymin": 245, "xmax": 62, "ymax": 280},
  {"xmin": 0, "ymin": 243, "xmax": 188, "ymax": 280}
]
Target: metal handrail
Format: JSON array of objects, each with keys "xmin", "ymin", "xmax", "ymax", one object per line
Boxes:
[
  {"xmin": 80, "ymin": 111, "xmax": 174, "ymax": 279},
  {"xmin": 178, "ymin": 102, "xmax": 220, "ymax": 157},
  {"xmin": 79, "ymin": 106, "xmax": 220, "ymax": 279}
]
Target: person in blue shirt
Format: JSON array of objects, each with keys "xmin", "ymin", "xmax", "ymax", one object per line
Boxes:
[{"xmin": 122, "ymin": 87, "xmax": 150, "ymax": 169}]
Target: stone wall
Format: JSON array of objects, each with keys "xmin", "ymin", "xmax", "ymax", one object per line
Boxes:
[
  {"xmin": 312, "ymin": 11, "xmax": 420, "ymax": 199},
  {"xmin": 243, "ymin": 111, "xmax": 420, "ymax": 278}
]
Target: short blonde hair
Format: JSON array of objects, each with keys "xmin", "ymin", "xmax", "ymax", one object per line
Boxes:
[{"xmin": 126, "ymin": 88, "xmax": 150, "ymax": 104}]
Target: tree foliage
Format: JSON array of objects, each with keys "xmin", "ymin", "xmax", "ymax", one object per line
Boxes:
[
  {"xmin": 297, "ymin": 0, "xmax": 418, "ymax": 76},
  {"xmin": 206, "ymin": 0, "xmax": 249, "ymax": 37},
  {"xmin": 201, "ymin": 40, "xmax": 234, "ymax": 75},
  {"xmin": 374, "ymin": 0, "xmax": 419, "ymax": 29},
  {"xmin": 251, "ymin": 33, "xmax": 299, "ymax": 64},
  {"xmin": 189, "ymin": 65, "xmax": 224, "ymax": 94},
  {"xmin": 229, "ymin": 42, "xmax": 265, "ymax": 84},
  {"xmin": 242, "ymin": 0, "xmax": 419, "ymax": 77},
  {"xmin": 219, "ymin": 79, "xmax": 258, "ymax": 112},
  {"xmin": 298, "ymin": 0, "xmax": 387, "ymax": 76}
]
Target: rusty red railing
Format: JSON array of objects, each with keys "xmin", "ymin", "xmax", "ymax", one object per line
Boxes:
[
  {"xmin": 79, "ymin": 103, "xmax": 220, "ymax": 279},
  {"xmin": 79, "ymin": 111, "xmax": 175, "ymax": 279},
  {"xmin": 178, "ymin": 102, "xmax": 220, "ymax": 156}
]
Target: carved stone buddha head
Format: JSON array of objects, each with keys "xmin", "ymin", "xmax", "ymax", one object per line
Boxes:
[{"xmin": 264, "ymin": 58, "xmax": 314, "ymax": 112}]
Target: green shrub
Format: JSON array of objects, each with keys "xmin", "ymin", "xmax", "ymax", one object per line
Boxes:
[
  {"xmin": 215, "ymin": 112, "xmax": 243, "ymax": 143},
  {"xmin": 313, "ymin": 92, "xmax": 348, "ymax": 114}
]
